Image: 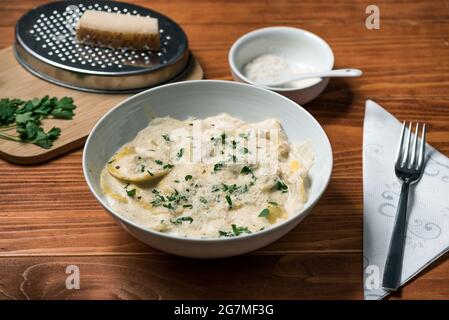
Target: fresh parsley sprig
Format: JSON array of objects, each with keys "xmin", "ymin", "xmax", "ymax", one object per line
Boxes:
[{"xmin": 0, "ymin": 96, "xmax": 77, "ymax": 149}]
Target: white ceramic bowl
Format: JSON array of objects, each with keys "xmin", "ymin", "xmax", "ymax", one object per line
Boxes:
[
  {"xmin": 229, "ymin": 26, "xmax": 334, "ymax": 105},
  {"xmin": 83, "ymin": 80, "xmax": 332, "ymax": 258}
]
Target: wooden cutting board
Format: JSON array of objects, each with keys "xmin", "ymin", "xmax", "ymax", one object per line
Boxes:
[{"xmin": 0, "ymin": 46, "xmax": 203, "ymax": 164}]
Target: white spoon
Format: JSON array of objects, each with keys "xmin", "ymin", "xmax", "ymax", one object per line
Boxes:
[{"xmin": 259, "ymin": 68, "xmax": 363, "ymax": 87}]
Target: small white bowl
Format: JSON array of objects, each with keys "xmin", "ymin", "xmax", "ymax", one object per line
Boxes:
[
  {"xmin": 83, "ymin": 80, "xmax": 333, "ymax": 258},
  {"xmin": 229, "ymin": 26, "xmax": 334, "ymax": 105}
]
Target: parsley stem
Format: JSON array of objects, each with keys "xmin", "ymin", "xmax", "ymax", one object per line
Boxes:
[
  {"xmin": 0, "ymin": 131, "xmax": 22, "ymax": 142},
  {"xmin": 0, "ymin": 125, "xmax": 17, "ymax": 131}
]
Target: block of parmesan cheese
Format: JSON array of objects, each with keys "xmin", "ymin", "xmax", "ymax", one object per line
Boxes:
[{"xmin": 76, "ymin": 10, "xmax": 160, "ymax": 50}]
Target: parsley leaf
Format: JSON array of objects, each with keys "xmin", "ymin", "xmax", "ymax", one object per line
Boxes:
[
  {"xmin": 231, "ymin": 224, "xmax": 251, "ymax": 236},
  {"xmin": 240, "ymin": 166, "xmax": 253, "ymax": 175},
  {"xmin": 276, "ymin": 180, "xmax": 288, "ymax": 193},
  {"xmin": 259, "ymin": 208, "xmax": 270, "ymax": 217},
  {"xmin": 0, "ymin": 96, "xmax": 76, "ymax": 149},
  {"xmin": 170, "ymin": 216, "xmax": 193, "ymax": 225},
  {"xmin": 177, "ymin": 148, "xmax": 184, "ymax": 159},
  {"xmin": 213, "ymin": 162, "xmax": 224, "ymax": 172},
  {"xmin": 126, "ymin": 189, "xmax": 136, "ymax": 198},
  {"xmin": 225, "ymin": 195, "xmax": 233, "ymax": 208},
  {"xmin": 219, "ymin": 230, "xmax": 234, "ymax": 237},
  {"xmin": 220, "ymin": 133, "xmax": 227, "ymax": 145},
  {"xmin": 0, "ymin": 98, "xmax": 23, "ymax": 125},
  {"xmin": 163, "ymin": 163, "xmax": 174, "ymax": 170}
]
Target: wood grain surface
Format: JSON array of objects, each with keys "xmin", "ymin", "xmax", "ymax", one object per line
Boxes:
[
  {"xmin": 1, "ymin": 0, "xmax": 449, "ymax": 300},
  {"xmin": 0, "ymin": 47, "xmax": 203, "ymax": 164}
]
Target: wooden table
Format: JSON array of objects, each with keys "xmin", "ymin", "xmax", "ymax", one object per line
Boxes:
[{"xmin": 1, "ymin": 0, "xmax": 448, "ymax": 300}]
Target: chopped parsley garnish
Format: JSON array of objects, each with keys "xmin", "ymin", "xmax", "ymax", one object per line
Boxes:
[
  {"xmin": 185, "ymin": 175, "xmax": 192, "ymax": 181},
  {"xmin": 219, "ymin": 230, "xmax": 234, "ymax": 237},
  {"xmin": 200, "ymin": 197, "xmax": 208, "ymax": 204},
  {"xmin": 240, "ymin": 166, "xmax": 253, "ymax": 175},
  {"xmin": 150, "ymin": 189, "xmax": 188, "ymax": 210},
  {"xmin": 231, "ymin": 140, "xmax": 237, "ymax": 149},
  {"xmin": 183, "ymin": 204, "xmax": 193, "ymax": 209},
  {"xmin": 163, "ymin": 163, "xmax": 174, "ymax": 170},
  {"xmin": 162, "ymin": 134, "xmax": 170, "ymax": 142},
  {"xmin": 222, "ymin": 183, "xmax": 237, "ymax": 194},
  {"xmin": 225, "ymin": 195, "xmax": 233, "ymax": 208},
  {"xmin": 177, "ymin": 148, "xmax": 184, "ymax": 159},
  {"xmin": 268, "ymin": 201, "xmax": 278, "ymax": 206},
  {"xmin": 163, "ymin": 202, "xmax": 174, "ymax": 210},
  {"xmin": 154, "ymin": 159, "xmax": 174, "ymax": 170},
  {"xmin": 213, "ymin": 162, "xmax": 224, "ymax": 172},
  {"xmin": 126, "ymin": 188, "xmax": 136, "ymax": 198},
  {"xmin": 219, "ymin": 225, "xmax": 251, "ymax": 237},
  {"xmin": 220, "ymin": 133, "xmax": 227, "ymax": 145},
  {"xmin": 240, "ymin": 147, "xmax": 249, "ymax": 154},
  {"xmin": 276, "ymin": 180, "xmax": 288, "ymax": 193},
  {"xmin": 140, "ymin": 164, "xmax": 145, "ymax": 172},
  {"xmin": 231, "ymin": 224, "xmax": 251, "ymax": 236},
  {"xmin": 170, "ymin": 216, "xmax": 193, "ymax": 225},
  {"xmin": 259, "ymin": 208, "xmax": 270, "ymax": 217},
  {"xmin": 221, "ymin": 183, "xmax": 249, "ymax": 196}
]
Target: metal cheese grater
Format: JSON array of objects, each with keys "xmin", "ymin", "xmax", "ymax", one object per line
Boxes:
[{"xmin": 14, "ymin": 0, "xmax": 190, "ymax": 93}]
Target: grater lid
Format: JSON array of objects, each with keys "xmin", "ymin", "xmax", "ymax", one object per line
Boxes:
[{"xmin": 14, "ymin": 0, "xmax": 190, "ymax": 92}]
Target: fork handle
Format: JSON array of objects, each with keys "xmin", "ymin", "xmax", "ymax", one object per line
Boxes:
[{"xmin": 382, "ymin": 181, "xmax": 410, "ymax": 291}]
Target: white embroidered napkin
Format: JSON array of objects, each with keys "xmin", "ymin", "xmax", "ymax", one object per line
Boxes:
[{"xmin": 363, "ymin": 100, "xmax": 449, "ymax": 300}]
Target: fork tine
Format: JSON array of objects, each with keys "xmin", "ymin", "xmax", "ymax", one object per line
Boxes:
[
  {"xmin": 409, "ymin": 123, "xmax": 419, "ymax": 169},
  {"xmin": 417, "ymin": 123, "xmax": 426, "ymax": 170},
  {"xmin": 395, "ymin": 121, "xmax": 406, "ymax": 166},
  {"xmin": 401, "ymin": 122, "xmax": 412, "ymax": 167}
]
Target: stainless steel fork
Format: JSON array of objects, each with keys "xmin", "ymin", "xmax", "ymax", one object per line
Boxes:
[{"xmin": 382, "ymin": 122, "xmax": 427, "ymax": 291}]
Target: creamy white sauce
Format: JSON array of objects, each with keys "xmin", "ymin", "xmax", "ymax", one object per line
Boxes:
[{"xmin": 101, "ymin": 114, "xmax": 314, "ymax": 239}]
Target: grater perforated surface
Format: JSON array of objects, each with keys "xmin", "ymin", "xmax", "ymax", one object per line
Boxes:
[{"xmin": 15, "ymin": 0, "xmax": 189, "ymax": 91}]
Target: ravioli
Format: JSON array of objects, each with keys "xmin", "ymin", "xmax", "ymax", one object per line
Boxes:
[{"xmin": 101, "ymin": 113, "xmax": 314, "ymax": 239}]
